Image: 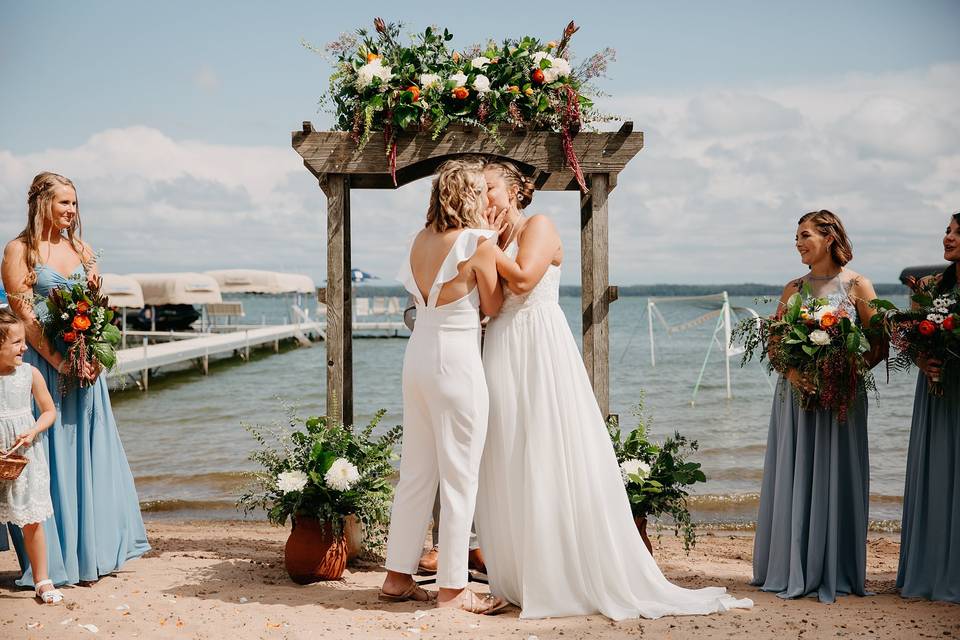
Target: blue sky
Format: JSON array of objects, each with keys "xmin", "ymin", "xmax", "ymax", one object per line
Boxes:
[{"xmin": 1, "ymin": 1, "xmax": 959, "ymax": 284}]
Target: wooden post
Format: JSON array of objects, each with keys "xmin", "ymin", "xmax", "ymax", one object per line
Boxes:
[
  {"xmin": 580, "ymin": 173, "xmax": 611, "ymax": 417},
  {"xmin": 324, "ymin": 174, "xmax": 353, "ymax": 425}
]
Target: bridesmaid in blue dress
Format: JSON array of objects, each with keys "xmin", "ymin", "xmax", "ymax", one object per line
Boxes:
[
  {"xmin": 751, "ymin": 210, "xmax": 884, "ymax": 603},
  {"xmin": 896, "ymin": 212, "xmax": 960, "ymax": 603},
  {"xmin": 1, "ymin": 172, "xmax": 149, "ymax": 586}
]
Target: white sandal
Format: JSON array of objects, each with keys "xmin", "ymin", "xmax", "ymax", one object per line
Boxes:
[{"xmin": 34, "ymin": 579, "xmax": 64, "ymax": 605}]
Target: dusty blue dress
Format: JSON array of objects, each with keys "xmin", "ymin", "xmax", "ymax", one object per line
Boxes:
[
  {"xmin": 751, "ymin": 274, "xmax": 870, "ymax": 603},
  {"xmin": 6, "ymin": 263, "xmax": 150, "ymax": 586},
  {"xmin": 896, "ymin": 370, "xmax": 960, "ymax": 602}
]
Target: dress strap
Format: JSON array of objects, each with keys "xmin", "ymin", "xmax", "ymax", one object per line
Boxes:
[{"xmin": 396, "ymin": 232, "xmax": 424, "ymax": 306}]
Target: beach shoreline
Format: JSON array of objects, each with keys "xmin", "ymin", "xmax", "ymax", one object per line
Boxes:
[{"xmin": 2, "ymin": 520, "xmax": 956, "ymax": 639}]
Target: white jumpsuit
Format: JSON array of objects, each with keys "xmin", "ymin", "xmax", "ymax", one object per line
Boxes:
[{"xmin": 384, "ymin": 228, "xmax": 494, "ymax": 589}]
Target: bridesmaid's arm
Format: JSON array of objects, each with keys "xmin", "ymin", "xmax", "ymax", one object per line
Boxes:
[
  {"xmin": 1, "ymin": 241, "xmax": 67, "ymax": 372},
  {"xmin": 851, "ymin": 276, "xmax": 887, "ymax": 369},
  {"xmin": 495, "ymin": 215, "xmax": 560, "ymax": 295}
]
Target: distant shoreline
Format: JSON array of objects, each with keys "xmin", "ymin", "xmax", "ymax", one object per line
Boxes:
[{"xmin": 351, "ymin": 283, "xmax": 909, "ymax": 297}]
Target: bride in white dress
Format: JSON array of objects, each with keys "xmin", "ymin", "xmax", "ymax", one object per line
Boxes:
[{"xmin": 473, "ymin": 160, "xmax": 754, "ymax": 620}]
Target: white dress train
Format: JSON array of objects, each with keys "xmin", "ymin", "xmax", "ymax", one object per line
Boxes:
[
  {"xmin": 474, "ymin": 245, "xmax": 753, "ymax": 619},
  {"xmin": 384, "ymin": 228, "xmax": 494, "ymax": 589}
]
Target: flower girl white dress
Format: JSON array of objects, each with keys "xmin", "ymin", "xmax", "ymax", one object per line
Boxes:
[{"xmin": 474, "ymin": 242, "xmax": 753, "ymax": 620}]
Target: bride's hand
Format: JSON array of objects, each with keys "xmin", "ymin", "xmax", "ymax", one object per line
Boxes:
[{"xmin": 484, "ymin": 205, "xmax": 510, "ymax": 239}]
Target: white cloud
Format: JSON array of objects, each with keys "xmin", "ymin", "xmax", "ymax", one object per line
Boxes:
[{"xmin": 1, "ymin": 62, "xmax": 957, "ymax": 287}]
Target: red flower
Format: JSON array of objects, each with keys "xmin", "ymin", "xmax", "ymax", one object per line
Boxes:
[
  {"xmin": 405, "ymin": 85, "xmax": 420, "ymax": 102},
  {"xmin": 63, "ymin": 331, "xmax": 77, "ymax": 343},
  {"xmin": 76, "ymin": 301, "xmax": 90, "ymax": 314},
  {"xmin": 918, "ymin": 320, "xmax": 937, "ymax": 336},
  {"xmin": 71, "ymin": 314, "xmax": 92, "ymax": 331},
  {"xmin": 943, "ymin": 315, "xmax": 956, "ymax": 331},
  {"xmin": 451, "ymin": 86, "xmax": 469, "ymax": 100},
  {"xmin": 531, "ymin": 68, "xmax": 545, "ymax": 85}
]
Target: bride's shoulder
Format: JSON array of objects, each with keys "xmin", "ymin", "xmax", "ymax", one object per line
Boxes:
[{"xmin": 520, "ymin": 213, "xmax": 558, "ymax": 237}]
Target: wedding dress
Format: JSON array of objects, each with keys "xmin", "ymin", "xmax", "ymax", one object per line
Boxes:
[{"xmin": 474, "ymin": 242, "xmax": 753, "ymax": 619}]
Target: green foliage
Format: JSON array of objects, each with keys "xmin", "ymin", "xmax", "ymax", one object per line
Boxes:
[
  {"xmin": 607, "ymin": 392, "xmax": 707, "ymax": 551},
  {"xmin": 237, "ymin": 406, "xmax": 402, "ymax": 555}
]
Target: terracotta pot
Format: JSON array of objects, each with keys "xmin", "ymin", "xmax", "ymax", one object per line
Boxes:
[
  {"xmin": 284, "ymin": 516, "xmax": 347, "ymax": 583},
  {"xmin": 634, "ymin": 516, "xmax": 653, "ymax": 555},
  {"xmin": 344, "ymin": 514, "xmax": 364, "ymax": 561}
]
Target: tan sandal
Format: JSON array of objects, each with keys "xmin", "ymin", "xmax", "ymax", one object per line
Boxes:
[
  {"xmin": 439, "ymin": 590, "xmax": 509, "ymax": 615},
  {"xmin": 378, "ymin": 581, "xmax": 435, "ymax": 603}
]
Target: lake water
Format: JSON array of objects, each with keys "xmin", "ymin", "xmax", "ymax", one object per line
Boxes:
[{"xmin": 113, "ymin": 293, "xmax": 916, "ymax": 531}]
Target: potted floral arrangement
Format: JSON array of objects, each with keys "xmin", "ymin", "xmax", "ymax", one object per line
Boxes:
[
  {"xmin": 607, "ymin": 395, "xmax": 708, "ymax": 553},
  {"xmin": 310, "ymin": 18, "xmax": 617, "ymax": 189},
  {"xmin": 238, "ymin": 408, "xmax": 402, "ymax": 583}
]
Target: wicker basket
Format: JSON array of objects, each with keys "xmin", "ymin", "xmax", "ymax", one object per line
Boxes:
[{"xmin": 0, "ymin": 453, "xmax": 28, "ymax": 481}]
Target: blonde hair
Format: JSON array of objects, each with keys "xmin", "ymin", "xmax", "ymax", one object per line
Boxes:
[
  {"xmin": 0, "ymin": 307, "xmax": 24, "ymax": 348},
  {"xmin": 18, "ymin": 172, "xmax": 89, "ymax": 284},
  {"xmin": 798, "ymin": 210, "xmax": 853, "ymax": 266},
  {"xmin": 425, "ymin": 158, "xmax": 488, "ymax": 232},
  {"xmin": 483, "ymin": 159, "xmax": 535, "ymax": 209}
]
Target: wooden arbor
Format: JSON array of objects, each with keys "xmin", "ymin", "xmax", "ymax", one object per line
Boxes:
[{"xmin": 293, "ymin": 121, "xmax": 643, "ymax": 425}]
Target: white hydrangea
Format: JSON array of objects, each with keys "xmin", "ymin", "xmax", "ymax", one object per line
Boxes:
[
  {"xmin": 809, "ymin": 329, "xmax": 832, "ymax": 346},
  {"xmin": 620, "ymin": 459, "xmax": 651, "ymax": 484},
  {"xmin": 531, "ymin": 51, "xmax": 550, "ymax": 66},
  {"xmin": 543, "ymin": 56, "xmax": 571, "ymax": 83},
  {"xmin": 449, "ymin": 71, "xmax": 468, "ymax": 87},
  {"xmin": 471, "ymin": 56, "xmax": 490, "ymax": 70},
  {"xmin": 419, "ymin": 73, "xmax": 441, "ymax": 88},
  {"xmin": 928, "ymin": 313, "xmax": 945, "ymax": 324},
  {"xmin": 325, "ymin": 458, "xmax": 360, "ymax": 491},
  {"xmin": 276, "ymin": 470, "xmax": 308, "ymax": 493},
  {"xmin": 355, "ymin": 58, "xmax": 393, "ymax": 89},
  {"xmin": 472, "ymin": 74, "xmax": 491, "ymax": 93}
]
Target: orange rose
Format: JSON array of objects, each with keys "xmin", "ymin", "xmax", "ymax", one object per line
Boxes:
[
  {"xmin": 76, "ymin": 301, "xmax": 90, "ymax": 313},
  {"xmin": 508, "ymin": 85, "xmax": 520, "ymax": 94},
  {"xmin": 63, "ymin": 330, "xmax": 77, "ymax": 343},
  {"xmin": 451, "ymin": 86, "xmax": 469, "ymax": 100},
  {"xmin": 405, "ymin": 85, "xmax": 420, "ymax": 102},
  {"xmin": 72, "ymin": 314, "xmax": 92, "ymax": 331},
  {"xmin": 365, "ymin": 52, "xmax": 379, "ymax": 63},
  {"xmin": 819, "ymin": 313, "xmax": 837, "ymax": 329}
]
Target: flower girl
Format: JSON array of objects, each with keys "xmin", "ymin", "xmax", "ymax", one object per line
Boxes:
[{"xmin": 0, "ymin": 307, "xmax": 61, "ymax": 603}]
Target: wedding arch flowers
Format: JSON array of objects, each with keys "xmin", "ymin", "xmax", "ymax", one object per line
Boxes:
[{"xmin": 309, "ymin": 18, "xmax": 617, "ymax": 190}]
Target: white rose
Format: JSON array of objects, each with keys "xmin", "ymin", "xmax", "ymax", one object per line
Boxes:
[
  {"xmin": 449, "ymin": 72, "xmax": 468, "ymax": 87},
  {"xmin": 419, "ymin": 73, "xmax": 441, "ymax": 88},
  {"xmin": 543, "ymin": 57, "xmax": 571, "ymax": 83},
  {"xmin": 324, "ymin": 458, "xmax": 360, "ymax": 491},
  {"xmin": 471, "ymin": 56, "xmax": 490, "ymax": 70},
  {"xmin": 531, "ymin": 51, "xmax": 550, "ymax": 66},
  {"xmin": 809, "ymin": 329, "xmax": 832, "ymax": 346},
  {"xmin": 276, "ymin": 470, "xmax": 308, "ymax": 493},
  {"xmin": 812, "ymin": 305, "xmax": 837, "ymax": 322},
  {"xmin": 620, "ymin": 459, "xmax": 651, "ymax": 484},
  {"xmin": 472, "ymin": 74, "xmax": 491, "ymax": 93}
]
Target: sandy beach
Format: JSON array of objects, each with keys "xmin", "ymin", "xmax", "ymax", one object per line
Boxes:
[{"xmin": 1, "ymin": 521, "xmax": 956, "ymax": 639}]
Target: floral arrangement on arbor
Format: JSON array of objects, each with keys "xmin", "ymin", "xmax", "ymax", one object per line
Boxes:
[
  {"xmin": 40, "ymin": 274, "xmax": 121, "ymax": 390},
  {"xmin": 872, "ymin": 277, "xmax": 960, "ymax": 396},
  {"xmin": 607, "ymin": 394, "xmax": 708, "ymax": 551},
  {"xmin": 238, "ymin": 408, "xmax": 402, "ymax": 553},
  {"xmin": 734, "ymin": 283, "xmax": 880, "ymax": 421},
  {"xmin": 311, "ymin": 18, "xmax": 617, "ymax": 190}
]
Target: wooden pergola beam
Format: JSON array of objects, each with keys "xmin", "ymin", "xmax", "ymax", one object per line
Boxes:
[{"xmin": 293, "ymin": 121, "xmax": 643, "ymax": 425}]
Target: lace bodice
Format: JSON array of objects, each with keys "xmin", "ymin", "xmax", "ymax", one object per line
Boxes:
[
  {"xmin": 0, "ymin": 363, "xmax": 33, "ymax": 418},
  {"xmin": 500, "ymin": 242, "xmax": 562, "ymax": 315}
]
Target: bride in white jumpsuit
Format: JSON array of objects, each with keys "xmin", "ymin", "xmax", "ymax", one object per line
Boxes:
[{"xmin": 381, "ymin": 159, "xmax": 507, "ymax": 615}]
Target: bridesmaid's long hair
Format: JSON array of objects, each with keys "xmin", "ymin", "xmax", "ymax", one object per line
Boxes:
[
  {"xmin": 425, "ymin": 158, "xmax": 488, "ymax": 232},
  {"xmin": 935, "ymin": 211, "xmax": 960, "ymax": 295},
  {"xmin": 798, "ymin": 210, "xmax": 853, "ymax": 266},
  {"xmin": 17, "ymin": 172, "xmax": 88, "ymax": 285}
]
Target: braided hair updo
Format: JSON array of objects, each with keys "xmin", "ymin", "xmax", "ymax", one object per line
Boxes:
[{"xmin": 483, "ymin": 160, "xmax": 535, "ymax": 209}]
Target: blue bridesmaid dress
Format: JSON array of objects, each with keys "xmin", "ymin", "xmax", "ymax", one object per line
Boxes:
[
  {"xmin": 896, "ymin": 370, "xmax": 960, "ymax": 602},
  {"xmin": 7, "ymin": 263, "xmax": 150, "ymax": 586}
]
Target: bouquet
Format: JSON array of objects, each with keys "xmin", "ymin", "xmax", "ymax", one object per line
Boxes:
[
  {"xmin": 607, "ymin": 395, "xmax": 708, "ymax": 551},
  {"xmin": 311, "ymin": 18, "xmax": 617, "ymax": 190},
  {"xmin": 238, "ymin": 408, "xmax": 402, "ymax": 554},
  {"xmin": 874, "ymin": 277, "xmax": 960, "ymax": 395},
  {"xmin": 734, "ymin": 283, "xmax": 878, "ymax": 422},
  {"xmin": 41, "ymin": 275, "xmax": 121, "ymax": 389}
]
